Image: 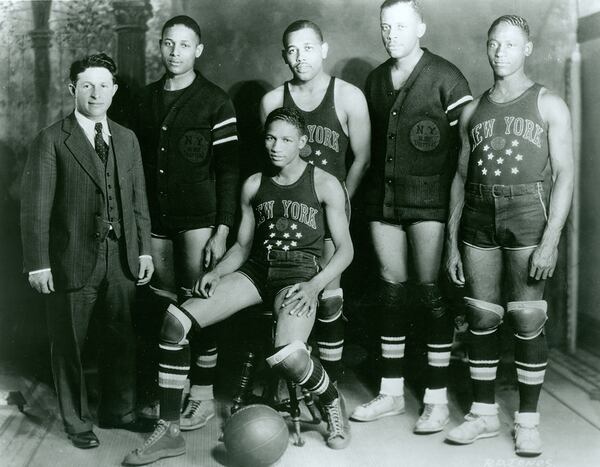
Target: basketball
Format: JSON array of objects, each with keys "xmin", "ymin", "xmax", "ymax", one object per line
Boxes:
[{"xmin": 223, "ymin": 404, "xmax": 289, "ymax": 466}]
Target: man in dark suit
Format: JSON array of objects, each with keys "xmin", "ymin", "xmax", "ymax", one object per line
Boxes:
[{"xmin": 20, "ymin": 53, "xmax": 154, "ymax": 449}]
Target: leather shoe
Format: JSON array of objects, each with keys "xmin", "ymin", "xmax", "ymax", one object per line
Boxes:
[
  {"xmin": 98, "ymin": 418, "xmax": 155, "ymax": 433},
  {"xmin": 68, "ymin": 431, "xmax": 99, "ymax": 449}
]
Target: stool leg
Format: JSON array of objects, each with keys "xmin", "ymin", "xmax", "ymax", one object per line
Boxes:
[
  {"xmin": 231, "ymin": 351, "xmax": 256, "ymax": 414},
  {"xmin": 301, "ymin": 388, "xmax": 322, "ymax": 423},
  {"xmin": 286, "ymin": 381, "xmax": 304, "ymax": 447}
]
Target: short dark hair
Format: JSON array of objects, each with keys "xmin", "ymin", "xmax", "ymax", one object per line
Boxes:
[
  {"xmin": 265, "ymin": 107, "xmax": 307, "ymax": 137},
  {"xmin": 488, "ymin": 15, "xmax": 530, "ymax": 39},
  {"xmin": 380, "ymin": 0, "xmax": 423, "ymax": 21},
  {"xmin": 282, "ymin": 20, "xmax": 323, "ymax": 46},
  {"xmin": 69, "ymin": 53, "xmax": 117, "ymax": 84},
  {"xmin": 161, "ymin": 15, "xmax": 202, "ymax": 42}
]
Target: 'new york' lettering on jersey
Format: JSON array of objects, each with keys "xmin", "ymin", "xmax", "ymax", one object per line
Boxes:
[
  {"xmin": 283, "ymin": 77, "xmax": 349, "ymax": 181},
  {"xmin": 467, "ymin": 83, "xmax": 549, "ymax": 185},
  {"xmin": 252, "ymin": 164, "xmax": 325, "ymax": 259}
]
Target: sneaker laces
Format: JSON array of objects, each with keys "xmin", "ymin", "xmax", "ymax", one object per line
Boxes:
[
  {"xmin": 183, "ymin": 400, "xmax": 202, "ymax": 418},
  {"xmin": 420, "ymin": 404, "xmax": 434, "ymax": 420},
  {"xmin": 515, "ymin": 424, "xmax": 538, "ymax": 442},
  {"xmin": 136, "ymin": 420, "xmax": 168, "ymax": 452},
  {"xmin": 324, "ymin": 400, "xmax": 344, "ymax": 438},
  {"xmin": 362, "ymin": 393, "xmax": 389, "ymax": 408}
]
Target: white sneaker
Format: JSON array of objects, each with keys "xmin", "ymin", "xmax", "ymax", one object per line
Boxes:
[
  {"xmin": 414, "ymin": 403, "xmax": 449, "ymax": 434},
  {"xmin": 350, "ymin": 394, "xmax": 405, "ymax": 422},
  {"xmin": 514, "ymin": 412, "xmax": 542, "ymax": 457},
  {"xmin": 446, "ymin": 412, "xmax": 500, "ymax": 444},
  {"xmin": 180, "ymin": 399, "xmax": 215, "ymax": 431}
]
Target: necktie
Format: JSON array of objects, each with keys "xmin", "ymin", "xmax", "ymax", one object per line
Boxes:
[{"xmin": 94, "ymin": 122, "xmax": 108, "ymax": 164}]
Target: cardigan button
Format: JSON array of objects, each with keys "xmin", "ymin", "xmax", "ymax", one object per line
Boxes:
[
  {"xmin": 159, "ymin": 169, "xmax": 165, "ymax": 174},
  {"xmin": 161, "ymin": 125, "xmax": 167, "ymax": 131},
  {"xmin": 387, "ymin": 179, "xmax": 393, "ymax": 184},
  {"xmin": 387, "ymin": 157, "xmax": 393, "ymax": 162},
  {"xmin": 160, "ymin": 147, "xmax": 165, "ymax": 152},
  {"xmin": 388, "ymin": 134, "xmax": 395, "ymax": 140},
  {"xmin": 392, "ymin": 111, "xmax": 398, "ymax": 116}
]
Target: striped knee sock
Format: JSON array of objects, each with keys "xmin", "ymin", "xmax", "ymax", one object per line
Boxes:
[
  {"xmin": 299, "ymin": 355, "xmax": 338, "ymax": 405},
  {"xmin": 468, "ymin": 329, "xmax": 500, "ymax": 404},
  {"xmin": 189, "ymin": 327, "xmax": 218, "ymax": 400},
  {"xmin": 158, "ymin": 341, "xmax": 190, "ymax": 421},
  {"xmin": 515, "ymin": 333, "xmax": 547, "ymax": 413},
  {"xmin": 316, "ymin": 290, "xmax": 345, "ymax": 383},
  {"xmin": 379, "ymin": 281, "xmax": 408, "ymax": 380},
  {"xmin": 422, "ymin": 284, "xmax": 453, "ymax": 390}
]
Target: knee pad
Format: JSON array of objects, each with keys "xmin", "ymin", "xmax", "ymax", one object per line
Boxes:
[
  {"xmin": 464, "ymin": 297, "xmax": 504, "ymax": 334},
  {"xmin": 376, "ymin": 279, "xmax": 407, "ymax": 309},
  {"xmin": 418, "ymin": 283, "xmax": 447, "ymax": 319},
  {"xmin": 265, "ymin": 341, "xmax": 310, "ymax": 383},
  {"xmin": 507, "ymin": 300, "xmax": 547, "ymax": 339},
  {"xmin": 318, "ymin": 290, "xmax": 343, "ymax": 323},
  {"xmin": 160, "ymin": 304, "xmax": 193, "ymax": 345}
]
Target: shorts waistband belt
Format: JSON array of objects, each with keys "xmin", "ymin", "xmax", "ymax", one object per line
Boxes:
[{"xmin": 467, "ymin": 182, "xmax": 542, "ymax": 198}]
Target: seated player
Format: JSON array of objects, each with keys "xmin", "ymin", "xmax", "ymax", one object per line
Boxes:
[{"xmin": 123, "ymin": 107, "xmax": 354, "ymax": 465}]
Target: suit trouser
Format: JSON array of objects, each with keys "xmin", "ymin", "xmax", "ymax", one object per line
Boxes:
[{"xmin": 46, "ymin": 234, "xmax": 137, "ymax": 435}]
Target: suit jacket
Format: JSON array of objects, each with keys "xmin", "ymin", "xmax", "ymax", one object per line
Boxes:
[{"xmin": 20, "ymin": 112, "xmax": 152, "ymax": 290}]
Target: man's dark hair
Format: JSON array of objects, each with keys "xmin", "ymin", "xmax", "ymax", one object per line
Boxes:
[
  {"xmin": 69, "ymin": 53, "xmax": 117, "ymax": 83},
  {"xmin": 161, "ymin": 15, "xmax": 202, "ymax": 42},
  {"xmin": 488, "ymin": 15, "xmax": 530, "ymax": 39},
  {"xmin": 282, "ymin": 20, "xmax": 323, "ymax": 46},
  {"xmin": 380, "ymin": 0, "xmax": 423, "ymax": 21},
  {"xmin": 265, "ymin": 107, "xmax": 308, "ymax": 137}
]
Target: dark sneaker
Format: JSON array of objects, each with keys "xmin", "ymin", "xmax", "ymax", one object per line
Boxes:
[
  {"xmin": 122, "ymin": 420, "xmax": 185, "ymax": 465},
  {"xmin": 322, "ymin": 395, "xmax": 351, "ymax": 449}
]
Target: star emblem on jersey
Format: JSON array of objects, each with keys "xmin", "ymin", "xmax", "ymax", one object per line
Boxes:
[
  {"xmin": 482, "ymin": 168, "xmax": 488, "ymax": 175},
  {"xmin": 511, "ymin": 167, "xmax": 519, "ymax": 174},
  {"xmin": 516, "ymin": 154, "xmax": 523, "ymax": 161},
  {"xmin": 487, "ymin": 153, "xmax": 494, "ymax": 160},
  {"xmin": 512, "ymin": 140, "xmax": 519, "ymax": 147},
  {"xmin": 315, "ymin": 150, "xmax": 321, "ymax": 156},
  {"xmin": 496, "ymin": 157, "xmax": 504, "ymax": 165},
  {"xmin": 322, "ymin": 159, "xmax": 328, "ymax": 165},
  {"xmin": 478, "ymin": 159, "xmax": 483, "ymax": 166},
  {"xmin": 494, "ymin": 169, "xmax": 501, "ymax": 176},
  {"xmin": 262, "ymin": 217, "xmax": 309, "ymax": 253},
  {"xmin": 505, "ymin": 149, "xmax": 513, "ymax": 156}
]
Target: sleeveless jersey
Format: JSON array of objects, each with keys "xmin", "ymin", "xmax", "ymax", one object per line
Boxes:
[
  {"xmin": 283, "ymin": 77, "xmax": 349, "ymax": 181},
  {"xmin": 252, "ymin": 164, "xmax": 324, "ymax": 258},
  {"xmin": 467, "ymin": 83, "xmax": 549, "ymax": 185}
]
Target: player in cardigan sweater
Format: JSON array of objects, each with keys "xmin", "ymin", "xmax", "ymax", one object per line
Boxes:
[
  {"xmin": 351, "ymin": 0, "xmax": 472, "ymax": 434},
  {"xmin": 260, "ymin": 19, "xmax": 371, "ymax": 387},
  {"xmin": 445, "ymin": 15, "xmax": 573, "ymax": 456},
  {"xmin": 123, "ymin": 108, "xmax": 353, "ymax": 465},
  {"xmin": 135, "ymin": 15, "xmax": 240, "ymax": 431}
]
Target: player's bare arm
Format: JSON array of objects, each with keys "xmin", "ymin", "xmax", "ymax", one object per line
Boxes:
[
  {"xmin": 196, "ymin": 174, "xmax": 260, "ymax": 297},
  {"xmin": 259, "ymin": 86, "xmax": 285, "ymax": 125},
  {"xmin": 529, "ymin": 90, "xmax": 574, "ymax": 280},
  {"xmin": 282, "ymin": 170, "xmax": 354, "ymax": 316},
  {"xmin": 445, "ymin": 98, "xmax": 479, "ymax": 287},
  {"xmin": 337, "ymin": 81, "xmax": 371, "ymax": 198}
]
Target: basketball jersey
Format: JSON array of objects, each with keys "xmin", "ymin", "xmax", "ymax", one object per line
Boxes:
[
  {"xmin": 467, "ymin": 83, "xmax": 549, "ymax": 185},
  {"xmin": 252, "ymin": 164, "xmax": 324, "ymax": 259},
  {"xmin": 283, "ymin": 77, "xmax": 349, "ymax": 181}
]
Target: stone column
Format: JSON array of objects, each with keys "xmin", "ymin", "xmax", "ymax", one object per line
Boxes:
[
  {"xmin": 30, "ymin": 0, "xmax": 53, "ymax": 129},
  {"xmin": 112, "ymin": 0, "xmax": 152, "ymax": 88}
]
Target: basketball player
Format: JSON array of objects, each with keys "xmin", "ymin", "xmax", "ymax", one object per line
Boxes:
[
  {"xmin": 350, "ymin": 0, "xmax": 472, "ymax": 434},
  {"xmin": 445, "ymin": 16, "xmax": 573, "ymax": 456},
  {"xmin": 135, "ymin": 15, "xmax": 239, "ymax": 430},
  {"xmin": 260, "ymin": 20, "xmax": 371, "ymax": 385},
  {"xmin": 123, "ymin": 107, "xmax": 353, "ymax": 465}
]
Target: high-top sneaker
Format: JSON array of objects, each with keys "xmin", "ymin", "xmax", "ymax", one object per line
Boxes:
[
  {"xmin": 123, "ymin": 419, "xmax": 185, "ymax": 465},
  {"xmin": 180, "ymin": 399, "xmax": 215, "ymax": 431},
  {"xmin": 322, "ymin": 395, "xmax": 351, "ymax": 449},
  {"xmin": 350, "ymin": 394, "xmax": 405, "ymax": 422},
  {"xmin": 514, "ymin": 412, "xmax": 542, "ymax": 457}
]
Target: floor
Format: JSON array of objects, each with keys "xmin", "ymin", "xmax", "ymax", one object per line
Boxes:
[{"xmin": 1, "ymin": 341, "xmax": 600, "ymax": 467}]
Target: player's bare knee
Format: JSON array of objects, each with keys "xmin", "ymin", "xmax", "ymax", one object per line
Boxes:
[
  {"xmin": 506, "ymin": 300, "xmax": 547, "ymax": 339},
  {"xmin": 265, "ymin": 341, "xmax": 311, "ymax": 382},
  {"xmin": 464, "ymin": 297, "xmax": 504, "ymax": 334},
  {"xmin": 160, "ymin": 304, "xmax": 193, "ymax": 345}
]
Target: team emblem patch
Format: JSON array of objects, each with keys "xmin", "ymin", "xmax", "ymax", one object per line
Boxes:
[
  {"xmin": 300, "ymin": 144, "xmax": 312, "ymax": 158},
  {"xmin": 491, "ymin": 136, "xmax": 506, "ymax": 151},
  {"xmin": 276, "ymin": 217, "xmax": 290, "ymax": 231},
  {"xmin": 179, "ymin": 129, "xmax": 209, "ymax": 163},
  {"xmin": 409, "ymin": 120, "xmax": 440, "ymax": 152}
]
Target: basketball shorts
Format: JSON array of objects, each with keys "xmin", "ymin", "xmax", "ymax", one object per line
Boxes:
[
  {"xmin": 237, "ymin": 250, "xmax": 320, "ymax": 301},
  {"xmin": 460, "ymin": 182, "xmax": 548, "ymax": 250}
]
